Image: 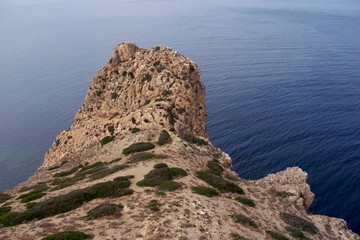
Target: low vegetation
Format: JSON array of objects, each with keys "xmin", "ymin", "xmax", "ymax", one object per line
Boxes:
[
  {"xmin": 181, "ymin": 133, "xmax": 208, "ymax": 146},
  {"xmin": 100, "ymin": 136, "xmax": 115, "ymax": 146},
  {"xmin": 266, "ymin": 231, "xmax": 289, "ymax": 240},
  {"xmin": 276, "ymin": 191, "xmax": 296, "ymax": 198},
  {"xmin": 230, "ymin": 214, "xmax": 258, "ymax": 228},
  {"xmin": 0, "ymin": 206, "xmax": 11, "ymax": 215},
  {"xmin": 157, "ymin": 130, "xmax": 172, "ymax": 145},
  {"xmin": 234, "ymin": 196, "xmax": 255, "ymax": 207},
  {"xmin": 285, "ymin": 227, "xmax": 309, "ymax": 239},
  {"xmin": 131, "ymin": 128, "xmax": 140, "ymax": 134},
  {"xmin": 0, "ymin": 193, "xmax": 11, "ymax": 203},
  {"xmin": 86, "ymin": 202, "xmax": 122, "ymax": 220},
  {"xmin": 230, "ymin": 233, "xmax": 251, "ymax": 240},
  {"xmin": 137, "ymin": 163, "xmax": 186, "ymax": 191},
  {"xmin": 192, "ymin": 186, "xmax": 219, "ymax": 197},
  {"xmin": 42, "ymin": 231, "xmax": 92, "ymax": 240},
  {"xmin": 0, "ymin": 179, "xmax": 133, "ymax": 227},
  {"xmin": 17, "ymin": 190, "xmax": 47, "ymax": 203},
  {"xmin": 196, "ymin": 170, "xmax": 244, "ymax": 194},
  {"xmin": 53, "ymin": 166, "xmax": 81, "ymax": 178},
  {"xmin": 280, "ymin": 212, "xmax": 318, "ymax": 234},
  {"xmin": 207, "ymin": 161, "xmax": 224, "ymax": 176},
  {"xmin": 148, "ymin": 199, "xmax": 160, "ymax": 211},
  {"xmin": 122, "ymin": 142, "xmax": 155, "ymax": 155},
  {"xmin": 47, "ymin": 160, "xmax": 68, "ymax": 171}
]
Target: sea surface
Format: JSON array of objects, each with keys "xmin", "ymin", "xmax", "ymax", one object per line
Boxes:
[{"xmin": 0, "ymin": 0, "xmax": 359, "ymax": 234}]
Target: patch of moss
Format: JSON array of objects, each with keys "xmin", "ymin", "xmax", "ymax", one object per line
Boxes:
[
  {"xmin": 230, "ymin": 214, "xmax": 258, "ymax": 228},
  {"xmin": 234, "ymin": 196, "xmax": 255, "ymax": 207},
  {"xmin": 42, "ymin": 231, "xmax": 92, "ymax": 240},
  {"xmin": 122, "ymin": 142, "xmax": 155, "ymax": 155},
  {"xmin": 280, "ymin": 212, "xmax": 318, "ymax": 234},
  {"xmin": 157, "ymin": 130, "xmax": 172, "ymax": 145},
  {"xmin": 285, "ymin": 227, "xmax": 309, "ymax": 239},
  {"xmin": 86, "ymin": 202, "xmax": 121, "ymax": 220},
  {"xmin": 0, "ymin": 179, "xmax": 133, "ymax": 227},
  {"xmin": 266, "ymin": 231, "xmax": 289, "ymax": 240},
  {"xmin": 196, "ymin": 171, "xmax": 244, "ymax": 194},
  {"xmin": 100, "ymin": 136, "xmax": 115, "ymax": 146},
  {"xmin": 192, "ymin": 186, "xmax": 219, "ymax": 197}
]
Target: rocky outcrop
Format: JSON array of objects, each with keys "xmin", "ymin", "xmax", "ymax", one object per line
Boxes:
[
  {"xmin": 0, "ymin": 43, "xmax": 359, "ymax": 240},
  {"xmin": 43, "ymin": 42, "xmax": 207, "ymax": 169}
]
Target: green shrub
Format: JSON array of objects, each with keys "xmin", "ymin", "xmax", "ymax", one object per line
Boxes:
[
  {"xmin": 89, "ymin": 164, "xmax": 128, "ymax": 180},
  {"xmin": 234, "ymin": 197, "xmax": 255, "ymax": 207},
  {"xmin": 157, "ymin": 130, "xmax": 172, "ymax": 145},
  {"xmin": 19, "ymin": 183, "xmax": 49, "ymax": 193},
  {"xmin": 131, "ymin": 128, "xmax": 140, "ymax": 134},
  {"xmin": 192, "ymin": 186, "xmax": 219, "ymax": 197},
  {"xmin": 154, "ymin": 163, "xmax": 168, "ymax": 169},
  {"xmin": 169, "ymin": 168, "xmax": 188, "ymax": 178},
  {"xmin": 122, "ymin": 142, "xmax": 155, "ymax": 155},
  {"xmin": 0, "ymin": 179, "xmax": 133, "ymax": 227},
  {"xmin": 196, "ymin": 171, "xmax": 244, "ymax": 194},
  {"xmin": 81, "ymin": 162, "xmax": 104, "ymax": 171},
  {"xmin": 0, "ymin": 193, "xmax": 11, "ymax": 203},
  {"xmin": 110, "ymin": 93, "xmax": 118, "ymax": 99},
  {"xmin": 148, "ymin": 200, "xmax": 160, "ymax": 211},
  {"xmin": 47, "ymin": 160, "xmax": 68, "ymax": 171},
  {"xmin": 141, "ymin": 73, "xmax": 152, "ymax": 83},
  {"xmin": 100, "ymin": 136, "xmax": 115, "ymax": 146},
  {"xmin": 18, "ymin": 190, "xmax": 47, "ymax": 203},
  {"xmin": 158, "ymin": 180, "xmax": 181, "ymax": 191},
  {"xmin": 0, "ymin": 206, "xmax": 11, "ymax": 215},
  {"xmin": 266, "ymin": 231, "xmax": 289, "ymax": 240},
  {"xmin": 42, "ymin": 231, "xmax": 92, "ymax": 240},
  {"xmin": 153, "ymin": 61, "xmax": 160, "ymax": 66},
  {"xmin": 122, "ymin": 71, "xmax": 127, "ymax": 77},
  {"xmin": 109, "ymin": 158, "xmax": 121, "ymax": 164},
  {"xmin": 207, "ymin": 161, "xmax": 223, "ymax": 175},
  {"xmin": 156, "ymin": 191, "xmax": 166, "ymax": 196},
  {"xmin": 128, "ymin": 72, "xmax": 134, "ymax": 79},
  {"xmin": 86, "ymin": 202, "xmax": 121, "ymax": 220},
  {"xmin": 25, "ymin": 202, "xmax": 39, "ymax": 210},
  {"xmin": 181, "ymin": 133, "xmax": 208, "ymax": 146},
  {"xmin": 184, "ymin": 84, "xmax": 190, "ymax": 89},
  {"xmin": 230, "ymin": 214, "xmax": 258, "ymax": 228},
  {"xmin": 285, "ymin": 227, "xmax": 309, "ymax": 239},
  {"xmin": 53, "ymin": 166, "xmax": 80, "ymax": 178},
  {"xmin": 280, "ymin": 212, "xmax": 318, "ymax": 234},
  {"xmin": 161, "ymin": 90, "xmax": 172, "ymax": 97}
]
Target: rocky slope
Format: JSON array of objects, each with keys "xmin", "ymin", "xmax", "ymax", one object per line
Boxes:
[{"xmin": 0, "ymin": 42, "xmax": 358, "ymax": 240}]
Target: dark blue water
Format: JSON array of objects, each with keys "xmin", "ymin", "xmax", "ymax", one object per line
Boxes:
[{"xmin": 1, "ymin": 0, "xmax": 359, "ymax": 234}]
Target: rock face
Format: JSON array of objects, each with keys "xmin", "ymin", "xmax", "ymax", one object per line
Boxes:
[
  {"xmin": 0, "ymin": 43, "xmax": 359, "ymax": 240},
  {"xmin": 43, "ymin": 42, "xmax": 207, "ymax": 169}
]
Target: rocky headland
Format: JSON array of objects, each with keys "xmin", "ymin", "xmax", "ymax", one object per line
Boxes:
[{"xmin": 0, "ymin": 42, "xmax": 358, "ymax": 240}]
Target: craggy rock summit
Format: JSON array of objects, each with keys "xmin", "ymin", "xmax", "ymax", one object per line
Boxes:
[{"xmin": 0, "ymin": 43, "xmax": 359, "ymax": 240}]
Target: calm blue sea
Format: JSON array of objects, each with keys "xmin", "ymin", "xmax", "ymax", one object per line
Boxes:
[{"xmin": 0, "ymin": 0, "xmax": 359, "ymax": 234}]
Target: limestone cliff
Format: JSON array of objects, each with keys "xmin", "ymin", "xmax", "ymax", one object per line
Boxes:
[{"xmin": 0, "ymin": 43, "xmax": 358, "ymax": 240}]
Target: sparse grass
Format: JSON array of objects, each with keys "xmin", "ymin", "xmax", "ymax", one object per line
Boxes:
[
  {"xmin": 207, "ymin": 161, "xmax": 223, "ymax": 175},
  {"xmin": 128, "ymin": 152, "xmax": 167, "ymax": 163},
  {"xmin": 157, "ymin": 130, "xmax": 172, "ymax": 145},
  {"xmin": 181, "ymin": 133, "xmax": 208, "ymax": 146},
  {"xmin": 196, "ymin": 171, "xmax": 244, "ymax": 194},
  {"xmin": 53, "ymin": 166, "xmax": 80, "ymax": 178},
  {"xmin": 148, "ymin": 199, "xmax": 160, "ymax": 211},
  {"xmin": 285, "ymin": 227, "xmax": 310, "ymax": 239},
  {"xmin": 42, "ymin": 231, "xmax": 92, "ymax": 240},
  {"xmin": 280, "ymin": 212, "xmax": 318, "ymax": 234},
  {"xmin": 0, "ymin": 179, "xmax": 133, "ymax": 227},
  {"xmin": 266, "ymin": 231, "xmax": 289, "ymax": 240},
  {"xmin": 100, "ymin": 136, "xmax": 115, "ymax": 146},
  {"xmin": 234, "ymin": 196, "xmax": 255, "ymax": 207},
  {"xmin": 230, "ymin": 233, "xmax": 251, "ymax": 240},
  {"xmin": 230, "ymin": 214, "xmax": 258, "ymax": 228},
  {"xmin": 86, "ymin": 202, "xmax": 121, "ymax": 220},
  {"xmin": 122, "ymin": 142, "xmax": 155, "ymax": 155},
  {"xmin": 47, "ymin": 160, "xmax": 68, "ymax": 171},
  {"xmin": 192, "ymin": 186, "xmax": 219, "ymax": 197}
]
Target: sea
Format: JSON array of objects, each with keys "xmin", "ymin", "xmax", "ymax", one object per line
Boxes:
[{"xmin": 0, "ymin": 0, "xmax": 359, "ymax": 234}]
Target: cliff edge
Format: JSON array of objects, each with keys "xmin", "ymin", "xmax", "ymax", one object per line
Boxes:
[{"xmin": 0, "ymin": 42, "xmax": 358, "ymax": 240}]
